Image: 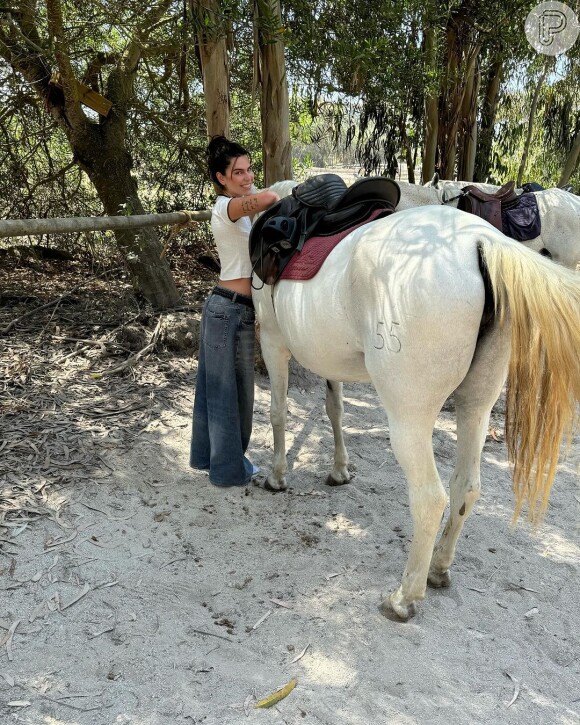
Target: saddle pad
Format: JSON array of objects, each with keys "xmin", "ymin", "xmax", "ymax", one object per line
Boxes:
[
  {"xmin": 501, "ymin": 193, "xmax": 541, "ymax": 241},
  {"xmin": 279, "ymin": 208, "xmax": 388, "ymax": 281}
]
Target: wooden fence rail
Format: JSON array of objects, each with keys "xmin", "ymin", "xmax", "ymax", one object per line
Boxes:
[{"xmin": 0, "ymin": 210, "xmax": 211, "ymax": 240}]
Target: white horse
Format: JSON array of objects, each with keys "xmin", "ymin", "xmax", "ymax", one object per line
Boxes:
[
  {"xmin": 253, "ymin": 182, "xmax": 580, "ymax": 620},
  {"xmin": 396, "ymin": 181, "xmax": 580, "ymax": 270}
]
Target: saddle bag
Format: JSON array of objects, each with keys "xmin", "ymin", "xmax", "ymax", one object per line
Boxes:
[{"xmin": 501, "ymin": 193, "xmax": 541, "ymax": 241}]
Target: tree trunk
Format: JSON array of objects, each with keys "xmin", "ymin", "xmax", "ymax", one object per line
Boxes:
[
  {"xmin": 422, "ymin": 28, "xmax": 438, "ymax": 183},
  {"xmin": 474, "ymin": 57, "xmax": 503, "ymax": 182},
  {"xmin": 517, "ymin": 62, "xmax": 550, "ymax": 187},
  {"xmin": 192, "ymin": 0, "xmax": 230, "ymax": 138},
  {"xmin": 399, "ymin": 115, "xmax": 415, "ymax": 183},
  {"xmin": 437, "ymin": 23, "xmax": 462, "ymax": 179},
  {"xmin": 0, "ymin": 0, "xmax": 181, "ymax": 309},
  {"xmin": 558, "ymin": 127, "xmax": 580, "ymax": 187},
  {"xmin": 254, "ymin": 0, "xmax": 292, "ymax": 185},
  {"xmin": 458, "ymin": 62, "xmax": 480, "ymax": 181},
  {"xmin": 437, "ymin": 13, "xmax": 480, "ymax": 180},
  {"xmin": 74, "ymin": 127, "xmax": 181, "ymax": 308}
]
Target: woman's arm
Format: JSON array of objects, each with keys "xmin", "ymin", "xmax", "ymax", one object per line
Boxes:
[{"xmin": 227, "ymin": 190, "xmax": 280, "ymax": 222}]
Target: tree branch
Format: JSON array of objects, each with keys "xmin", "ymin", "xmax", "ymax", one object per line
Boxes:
[
  {"xmin": 45, "ymin": 0, "xmax": 85, "ymax": 128},
  {"xmin": 132, "ymin": 98, "xmax": 206, "ymax": 174}
]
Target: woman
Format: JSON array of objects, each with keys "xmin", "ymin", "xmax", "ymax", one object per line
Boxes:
[{"xmin": 190, "ymin": 136, "xmax": 280, "ymax": 487}]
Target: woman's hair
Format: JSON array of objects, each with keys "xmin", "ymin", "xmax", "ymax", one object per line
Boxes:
[{"xmin": 206, "ymin": 135, "xmax": 251, "ymax": 190}]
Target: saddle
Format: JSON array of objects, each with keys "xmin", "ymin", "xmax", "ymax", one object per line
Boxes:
[
  {"xmin": 250, "ymin": 173, "xmax": 400, "ymax": 285},
  {"xmin": 458, "ymin": 181, "xmax": 518, "ymax": 232}
]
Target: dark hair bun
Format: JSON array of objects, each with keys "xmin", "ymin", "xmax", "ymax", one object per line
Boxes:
[
  {"xmin": 207, "ymin": 135, "xmax": 230, "ymax": 159},
  {"xmin": 206, "ymin": 136, "xmax": 251, "ymax": 187}
]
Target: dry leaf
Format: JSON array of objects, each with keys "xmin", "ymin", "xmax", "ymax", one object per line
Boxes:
[
  {"xmin": 505, "ymin": 671, "xmax": 520, "ymax": 708},
  {"xmin": 1, "ymin": 672, "xmax": 15, "ymax": 686},
  {"xmin": 29, "ymin": 601, "xmax": 46, "ymax": 623},
  {"xmin": 243, "ymin": 693, "xmax": 253, "ymax": 716},
  {"xmin": 61, "ymin": 582, "xmax": 91, "ymax": 610},
  {"xmin": 255, "ymin": 678, "xmax": 297, "ymax": 709}
]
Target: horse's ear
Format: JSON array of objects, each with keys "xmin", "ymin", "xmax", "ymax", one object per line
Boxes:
[{"xmin": 430, "ymin": 173, "xmax": 440, "ymax": 187}]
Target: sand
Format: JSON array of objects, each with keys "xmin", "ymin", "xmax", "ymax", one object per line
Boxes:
[{"xmin": 1, "ymin": 359, "xmax": 579, "ymax": 725}]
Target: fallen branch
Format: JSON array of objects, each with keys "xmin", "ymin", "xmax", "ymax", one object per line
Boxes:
[{"xmin": 90, "ymin": 316, "xmax": 163, "ymax": 377}]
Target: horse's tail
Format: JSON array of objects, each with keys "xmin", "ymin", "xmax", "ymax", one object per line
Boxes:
[{"xmin": 478, "ymin": 236, "xmax": 580, "ymax": 523}]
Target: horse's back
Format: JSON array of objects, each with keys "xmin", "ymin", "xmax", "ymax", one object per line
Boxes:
[
  {"xmin": 346, "ymin": 208, "xmax": 491, "ymax": 400},
  {"xmin": 257, "ymin": 206, "xmax": 494, "ymax": 390},
  {"xmin": 349, "ymin": 206, "xmax": 487, "ymax": 314}
]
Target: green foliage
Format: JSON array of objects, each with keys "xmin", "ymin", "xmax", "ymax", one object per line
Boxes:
[
  {"xmin": 0, "ymin": 0, "xmax": 578, "ymax": 267},
  {"xmin": 493, "ymin": 59, "xmax": 580, "ymax": 188}
]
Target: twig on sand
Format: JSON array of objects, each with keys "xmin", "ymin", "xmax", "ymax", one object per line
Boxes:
[
  {"xmin": 289, "ymin": 643, "xmax": 310, "ymax": 664},
  {"xmin": 190, "ymin": 628, "xmax": 233, "ymax": 643},
  {"xmin": 251, "ymin": 610, "xmax": 272, "ymax": 632}
]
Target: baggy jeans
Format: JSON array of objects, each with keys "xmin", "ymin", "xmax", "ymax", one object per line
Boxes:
[{"xmin": 189, "ymin": 291, "xmax": 256, "ymax": 486}]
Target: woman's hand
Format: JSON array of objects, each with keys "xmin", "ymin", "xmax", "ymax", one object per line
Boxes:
[{"xmin": 227, "ymin": 190, "xmax": 280, "ymax": 222}]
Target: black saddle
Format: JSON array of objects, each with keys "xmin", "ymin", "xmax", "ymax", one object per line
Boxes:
[{"xmin": 250, "ymin": 173, "xmax": 400, "ymax": 286}]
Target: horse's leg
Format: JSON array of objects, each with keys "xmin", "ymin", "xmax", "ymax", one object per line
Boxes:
[
  {"xmin": 380, "ymin": 413, "xmax": 448, "ymax": 621},
  {"xmin": 428, "ymin": 324, "xmax": 510, "ymax": 587},
  {"xmin": 259, "ymin": 328, "xmax": 291, "ymax": 492},
  {"xmin": 325, "ymin": 380, "xmax": 350, "ymax": 486}
]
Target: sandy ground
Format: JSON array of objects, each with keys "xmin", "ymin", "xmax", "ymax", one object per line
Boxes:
[{"xmin": 1, "ymin": 339, "xmax": 579, "ymax": 725}]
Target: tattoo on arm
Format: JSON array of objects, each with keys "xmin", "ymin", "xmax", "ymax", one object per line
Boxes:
[{"xmin": 241, "ymin": 196, "xmax": 260, "ymax": 213}]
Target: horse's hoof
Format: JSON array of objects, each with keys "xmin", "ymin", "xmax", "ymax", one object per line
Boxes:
[
  {"xmin": 264, "ymin": 476, "xmax": 287, "ymax": 492},
  {"xmin": 379, "ymin": 595, "xmax": 416, "ymax": 622},
  {"xmin": 325, "ymin": 472, "xmax": 351, "ymax": 487},
  {"xmin": 428, "ymin": 569, "xmax": 451, "ymax": 588}
]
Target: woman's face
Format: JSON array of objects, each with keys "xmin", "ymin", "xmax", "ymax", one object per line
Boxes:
[{"xmin": 216, "ymin": 155, "xmax": 254, "ymax": 197}]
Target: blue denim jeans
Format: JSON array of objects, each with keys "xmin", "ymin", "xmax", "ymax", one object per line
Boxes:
[{"xmin": 190, "ymin": 290, "xmax": 256, "ymax": 486}]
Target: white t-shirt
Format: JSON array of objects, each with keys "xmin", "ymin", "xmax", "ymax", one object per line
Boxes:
[{"xmin": 211, "ymin": 194, "xmax": 254, "ymax": 280}]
